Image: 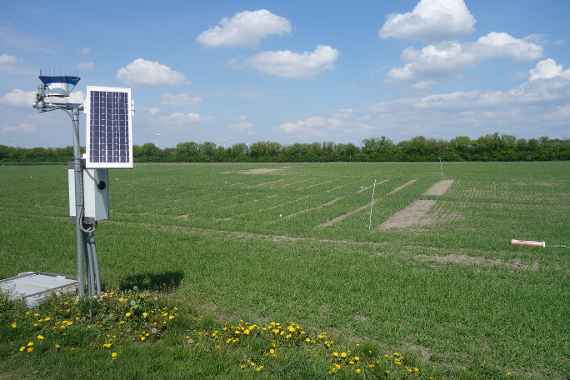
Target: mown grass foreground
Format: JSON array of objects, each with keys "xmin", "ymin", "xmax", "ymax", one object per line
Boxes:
[{"xmin": 1, "ymin": 162, "xmax": 569, "ymax": 379}]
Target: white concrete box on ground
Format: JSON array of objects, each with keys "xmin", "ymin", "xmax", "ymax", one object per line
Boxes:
[
  {"xmin": 68, "ymin": 165, "xmax": 109, "ymax": 222},
  {"xmin": 0, "ymin": 272, "xmax": 78, "ymax": 307}
]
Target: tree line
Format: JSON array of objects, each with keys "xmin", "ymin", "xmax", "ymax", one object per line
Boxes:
[{"xmin": 2, "ymin": 134, "xmax": 570, "ymax": 163}]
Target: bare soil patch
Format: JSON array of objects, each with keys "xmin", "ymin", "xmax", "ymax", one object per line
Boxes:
[
  {"xmin": 424, "ymin": 179, "xmax": 454, "ymax": 196},
  {"xmin": 415, "ymin": 254, "xmax": 539, "ymax": 271},
  {"xmin": 378, "ymin": 200, "xmax": 436, "ymax": 230}
]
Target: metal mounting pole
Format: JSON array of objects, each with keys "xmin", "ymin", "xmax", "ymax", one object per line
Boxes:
[{"xmin": 71, "ymin": 107, "xmax": 86, "ymax": 297}]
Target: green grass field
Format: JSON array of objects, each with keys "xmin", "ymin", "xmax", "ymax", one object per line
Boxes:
[{"xmin": 1, "ymin": 162, "xmax": 569, "ymax": 379}]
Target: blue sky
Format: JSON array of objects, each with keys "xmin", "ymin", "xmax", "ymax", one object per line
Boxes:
[{"xmin": 1, "ymin": 0, "xmax": 570, "ymax": 147}]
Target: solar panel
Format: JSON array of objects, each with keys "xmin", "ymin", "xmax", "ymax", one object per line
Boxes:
[{"xmin": 85, "ymin": 86, "xmax": 133, "ymax": 168}]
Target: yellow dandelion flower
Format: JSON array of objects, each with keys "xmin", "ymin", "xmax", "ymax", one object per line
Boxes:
[
  {"xmin": 394, "ymin": 359, "xmax": 402, "ymax": 366},
  {"xmin": 36, "ymin": 335, "xmax": 45, "ymax": 341},
  {"xmin": 26, "ymin": 341, "xmax": 34, "ymax": 347},
  {"xmin": 111, "ymin": 352, "xmax": 118, "ymax": 360},
  {"xmin": 355, "ymin": 368, "xmax": 362, "ymax": 375},
  {"xmin": 26, "ymin": 347, "xmax": 34, "ymax": 353},
  {"xmin": 340, "ymin": 352, "xmax": 348, "ymax": 358},
  {"xmin": 10, "ymin": 322, "xmax": 17, "ymax": 329},
  {"xmin": 125, "ymin": 312, "xmax": 132, "ymax": 318},
  {"xmin": 19, "ymin": 346, "xmax": 26, "ymax": 352}
]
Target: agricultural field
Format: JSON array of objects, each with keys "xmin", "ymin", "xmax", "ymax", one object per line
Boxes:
[{"xmin": 0, "ymin": 162, "xmax": 569, "ymax": 379}]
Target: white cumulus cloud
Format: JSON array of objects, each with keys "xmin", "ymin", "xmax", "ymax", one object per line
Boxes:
[
  {"xmin": 0, "ymin": 89, "xmax": 35, "ymax": 107},
  {"xmin": 529, "ymin": 58, "xmax": 570, "ymax": 81},
  {"xmin": 379, "ymin": 0, "xmax": 476, "ymax": 42},
  {"xmin": 197, "ymin": 9, "xmax": 291, "ymax": 47},
  {"xmin": 282, "ymin": 65, "xmax": 570, "ymax": 142},
  {"xmin": 475, "ymin": 32, "xmax": 543, "ymax": 60},
  {"xmin": 280, "ymin": 109, "xmax": 371, "ymax": 138},
  {"xmin": 160, "ymin": 93, "xmax": 202, "ymax": 106},
  {"xmin": 387, "ymin": 32, "xmax": 543, "ymax": 82},
  {"xmin": 249, "ymin": 45, "xmax": 339, "ymax": 79},
  {"xmin": 117, "ymin": 58, "xmax": 185, "ymax": 86}
]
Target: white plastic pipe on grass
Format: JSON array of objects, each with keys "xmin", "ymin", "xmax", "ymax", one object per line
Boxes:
[{"xmin": 511, "ymin": 239, "xmax": 546, "ymax": 248}]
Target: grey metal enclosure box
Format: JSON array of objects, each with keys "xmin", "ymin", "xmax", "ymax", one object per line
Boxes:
[
  {"xmin": 68, "ymin": 165, "xmax": 109, "ymax": 222},
  {"xmin": 0, "ymin": 272, "xmax": 78, "ymax": 307}
]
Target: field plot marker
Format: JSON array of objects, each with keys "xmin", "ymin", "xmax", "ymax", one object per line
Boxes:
[
  {"xmin": 275, "ymin": 179, "xmax": 385, "ymax": 222},
  {"xmin": 368, "ymin": 179, "xmax": 377, "ymax": 231},
  {"xmin": 357, "ymin": 179, "xmax": 389, "ymax": 194},
  {"xmin": 320, "ymin": 179, "xmax": 416, "ymax": 228}
]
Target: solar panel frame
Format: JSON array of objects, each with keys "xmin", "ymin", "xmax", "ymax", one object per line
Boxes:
[{"xmin": 85, "ymin": 86, "xmax": 134, "ymax": 169}]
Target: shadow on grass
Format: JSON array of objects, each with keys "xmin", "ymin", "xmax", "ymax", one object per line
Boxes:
[{"xmin": 119, "ymin": 271, "xmax": 184, "ymax": 292}]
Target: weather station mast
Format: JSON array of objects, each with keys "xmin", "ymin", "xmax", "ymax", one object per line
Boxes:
[{"xmin": 33, "ymin": 74, "xmax": 134, "ymax": 298}]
